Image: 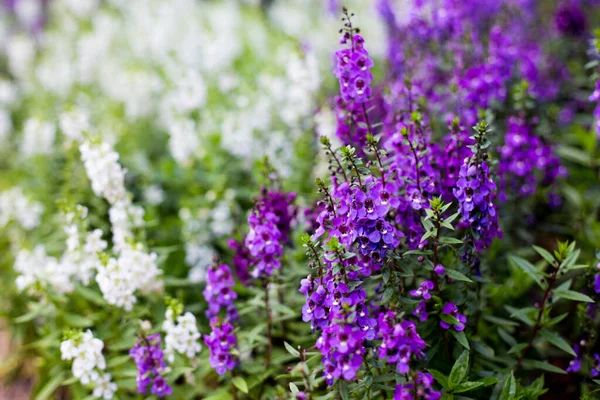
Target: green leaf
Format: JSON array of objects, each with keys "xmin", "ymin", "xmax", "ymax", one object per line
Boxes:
[
  {"xmin": 521, "ymin": 359, "xmax": 566, "ymax": 374},
  {"xmin": 477, "ymin": 377, "xmax": 500, "ymax": 387},
  {"xmin": 532, "ymin": 245, "xmax": 556, "ymax": 266},
  {"xmin": 339, "ymin": 380, "xmax": 350, "ymax": 400},
  {"xmin": 439, "ymin": 237, "xmax": 463, "ymax": 245},
  {"xmin": 232, "ymin": 377, "xmax": 249, "ymax": 394},
  {"xmin": 557, "ymin": 145, "xmax": 592, "ymax": 167},
  {"xmin": 289, "ymin": 382, "xmax": 299, "ymax": 394},
  {"xmin": 63, "ymin": 313, "xmax": 94, "ymax": 328},
  {"xmin": 284, "ymin": 342, "xmax": 300, "ymax": 357},
  {"xmin": 482, "ymin": 315, "xmax": 519, "ymax": 327},
  {"xmin": 539, "ymin": 329, "xmax": 576, "ymax": 356},
  {"xmin": 505, "ymin": 306, "xmax": 536, "ymax": 327},
  {"xmin": 553, "ymin": 289, "xmax": 594, "ymax": 303},
  {"xmin": 75, "ymin": 286, "xmax": 107, "ymax": 306},
  {"xmin": 453, "ymin": 381, "xmax": 485, "ymax": 393},
  {"xmin": 448, "ymin": 350, "xmax": 470, "ymax": 388},
  {"xmin": 501, "ymin": 372, "xmax": 516, "ymax": 400},
  {"xmin": 427, "ymin": 369, "xmax": 449, "ymax": 389},
  {"xmin": 451, "ymin": 330, "xmax": 470, "ymax": 350},
  {"xmin": 35, "ymin": 372, "xmax": 66, "ymax": 400},
  {"xmin": 445, "ymin": 269, "xmax": 473, "ymax": 283},
  {"xmin": 509, "ymin": 255, "xmax": 544, "ymax": 288}
]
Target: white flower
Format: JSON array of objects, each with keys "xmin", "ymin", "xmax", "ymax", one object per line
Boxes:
[
  {"xmin": 80, "ymin": 140, "xmax": 127, "ymax": 204},
  {"xmin": 163, "ymin": 310, "xmax": 201, "ymax": 363},
  {"xmin": 144, "ymin": 184, "xmax": 165, "ymax": 205},
  {"xmin": 0, "ymin": 187, "xmax": 44, "ymax": 230},
  {"xmin": 21, "ymin": 118, "xmax": 56, "ymax": 158},
  {"xmin": 60, "ymin": 108, "xmax": 90, "ymax": 143},
  {"xmin": 95, "ymin": 244, "xmax": 161, "ymax": 310},
  {"xmin": 7, "ymin": 34, "xmax": 35, "ymax": 78},
  {"xmin": 60, "ymin": 331, "xmax": 116, "ymax": 399}
]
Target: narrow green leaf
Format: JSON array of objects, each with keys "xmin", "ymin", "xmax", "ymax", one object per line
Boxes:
[
  {"xmin": 448, "ymin": 350, "xmax": 470, "ymax": 388},
  {"xmin": 532, "ymin": 245, "xmax": 556, "ymax": 266},
  {"xmin": 539, "ymin": 329, "xmax": 576, "ymax": 356},
  {"xmin": 35, "ymin": 372, "xmax": 66, "ymax": 400},
  {"xmin": 553, "ymin": 289, "xmax": 594, "ymax": 303},
  {"xmin": 509, "ymin": 255, "xmax": 544, "ymax": 288},
  {"xmin": 339, "ymin": 380, "xmax": 350, "ymax": 400},
  {"xmin": 289, "ymin": 382, "xmax": 299, "ymax": 394},
  {"xmin": 232, "ymin": 377, "xmax": 249, "ymax": 394},
  {"xmin": 445, "ymin": 269, "xmax": 473, "ymax": 283},
  {"xmin": 501, "ymin": 372, "xmax": 516, "ymax": 400},
  {"xmin": 453, "ymin": 381, "xmax": 485, "ymax": 393},
  {"xmin": 427, "ymin": 369, "xmax": 449, "ymax": 389},
  {"xmin": 482, "ymin": 315, "xmax": 519, "ymax": 327},
  {"xmin": 451, "ymin": 330, "xmax": 470, "ymax": 350},
  {"xmin": 439, "ymin": 237, "xmax": 463, "ymax": 245},
  {"xmin": 284, "ymin": 342, "xmax": 300, "ymax": 357},
  {"xmin": 521, "ymin": 359, "xmax": 566, "ymax": 374}
]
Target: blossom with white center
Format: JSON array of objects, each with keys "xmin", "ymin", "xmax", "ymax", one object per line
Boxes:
[
  {"xmin": 20, "ymin": 118, "xmax": 56, "ymax": 158},
  {"xmin": 61, "ymin": 330, "xmax": 116, "ymax": 399},
  {"xmin": 162, "ymin": 309, "xmax": 202, "ymax": 363},
  {"xmin": 166, "ymin": 118, "xmax": 199, "ymax": 166}
]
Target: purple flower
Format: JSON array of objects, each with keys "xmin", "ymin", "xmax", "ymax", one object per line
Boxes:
[
  {"xmin": 594, "ymin": 274, "xmax": 600, "ymax": 294},
  {"xmin": 245, "ymin": 211, "xmax": 282, "ymax": 279},
  {"xmin": 377, "ymin": 311, "xmax": 426, "ymax": 374},
  {"xmin": 129, "ymin": 333, "xmax": 171, "ymax": 397},
  {"xmin": 434, "ymin": 264, "xmax": 445, "ymax": 275},
  {"xmin": 334, "ymin": 34, "xmax": 374, "ymax": 103},
  {"xmin": 410, "ymin": 280, "xmax": 434, "ymax": 300},
  {"xmin": 204, "ymin": 318, "xmax": 238, "ymax": 375},
  {"xmin": 566, "ymin": 344, "xmax": 582, "ymax": 373},
  {"xmin": 440, "ymin": 302, "xmax": 467, "ymax": 332},
  {"xmin": 413, "ymin": 301, "xmax": 428, "ymax": 322},
  {"xmin": 555, "ymin": 1, "xmax": 587, "ymax": 36},
  {"xmin": 591, "ymin": 353, "xmax": 600, "ymax": 377},
  {"xmin": 394, "ymin": 372, "xmax": 442, "ymax": 400},
  {"xmin": 202, "ymin": 264, "xmax": 238, "ymax": 321}
]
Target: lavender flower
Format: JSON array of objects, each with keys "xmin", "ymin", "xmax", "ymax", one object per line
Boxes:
[
  {"xmin": 129, "ymin": 333, "xmax": 172, "ymax": 397},
  {"xmin": 334, "ymin": 32, "xmax": 374, "ymax": 104},
  {"xmin": 440, "ymin": 302, "xmax": 467, "ymax": 332},
  {"xmin": 204, "ymin": 318, "xmax": 238, "ymax": 375},
  {"xmin": 453, "ymin": 122, "xmax": 501, "ymax": 253},
  {"xmin": 245, "ymin": 210, "xmax": 282, "ymax": 279},
  {"xmin": 202, "ymin": 263, "xmax": 238, "ymax": 321},
  {"xmin": 394, "ymin": 372, "xmax": 442, "ymax": 400},
  {"xmin": 566, "ymin": 344, "xmax": 582, "ymax": 373},
  {"xmin": 592, "ymin": 354, "xmax": 600, "ymax": 377},
  {"xmin": 377, "ymin": 311, "xmax": 426, "ymax": 374}
]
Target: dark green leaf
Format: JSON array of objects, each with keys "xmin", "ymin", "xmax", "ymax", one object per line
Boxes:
[
  {"xmin": 509, "ymin": 255, "xmax": 544, "ymax": 288},
  {"xmin": 284, "ymin": 342, "xmax": 300, "ymax": 357},
  {"xmin": 446, "ymin": 269, "xmax": 473, "ymax": 283},
  {"xmin": 427, "ymin": 369, "xmax": 449, "ymax": 389},
  {"xmin": 521, "ymin": 359, "xmax": 566, "ymax": 374},
  {"xmin": 553, "ymin": 289, "xmax": 594, "ymax": 303},
  {"xmin": 449, "ymin": 350, "xmax": 470, "ymax": 388},
  {"xmin": 453, "ymin": 381, "xmax": 485, "ymax": 393},
  {"xmin": 451, "ymin": 330, "xmax": 470, "ymax": 350},
  {"xmin": 539, "ymin": 329, "xmax": 576, "ymax": 356},
  {"xmin": 501, "ymin": 372, "xmax": 516, "ymax": 400}
]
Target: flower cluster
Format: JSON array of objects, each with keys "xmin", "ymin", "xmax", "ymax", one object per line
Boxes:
[
  {"xmin": 453, "ymin": 123, "xmax": 501, "ymax": 253},
  {"xmin": 0, "ymin": 187, "xmax": 43, "ymax": 230},
  {"xmin": 202, "ymin": 263, "xmax": 238, "ymax": 321},
  {"xmin": 394, "ymin": 372, "xmax": 442, "ymax": 400},
  {"xmin": 377, "ymin": 311, "xmax": 426, "ymax": 374},
  {"xmin": 95, "ymin": 244, "xmax": 161, "ymax": 310},
  {"xmin": 61, "ymin": 330, "xmax": 117, "ymax": 399},
  {"xmin": 204, "ymin": 318, "xmax": 238, "ymax": 375},
  {"xmin": 334, "ymin": 30, "xmax": 374, "ymax": 104},
  {"xmin": 497, "ymin": 117, "xmax": 564, "ymax": 201},
  {"xmin": 162, "ymin": 309, "xmax": 202, "ymax": 363},
  {"xmin": 130, "ymin": 333, "xmax": 172, "ymax": 397},
  {"xmin": 243, "ymin": 189, "xmax": 296, "ymax": 279}
]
